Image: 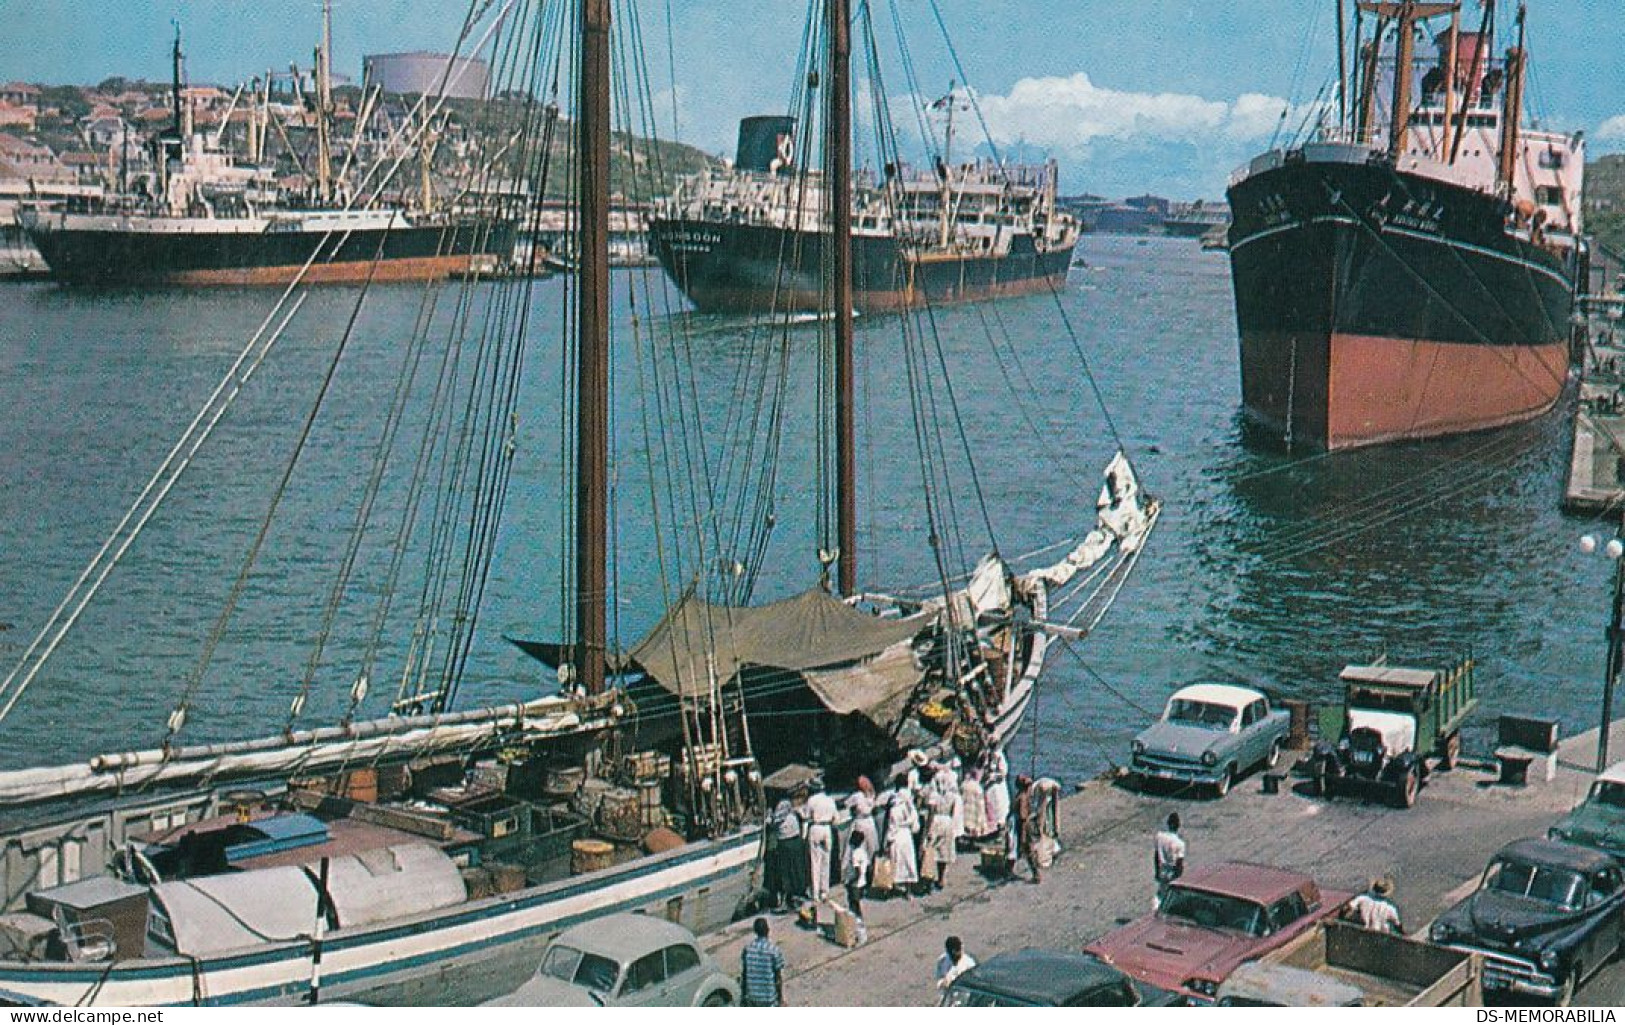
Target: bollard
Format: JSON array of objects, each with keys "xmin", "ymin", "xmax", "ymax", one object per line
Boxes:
[{"xmin": 1283, "ymin": 699, "xmax": 1314, "ymax": 750}]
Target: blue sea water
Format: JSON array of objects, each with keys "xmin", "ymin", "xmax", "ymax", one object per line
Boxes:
[{"xmin": 0, "ymin": 234, "xmax": 1605, "ymax": 784}]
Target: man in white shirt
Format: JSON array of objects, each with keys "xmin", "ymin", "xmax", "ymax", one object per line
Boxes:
[
  {"xmin": 1153, "ymin": 812, "xmax": 1186, "ymax": 909},
  {"xmin": 805, "ymin": 782, "xmax": 839, "ymax": 901},
  {"xmin": 935, "ymin": 935, "xmax": 976, "ymax": 993},
  {"xmin": 1345, "ymin": 877, "xmax": 1403, "ymax": 934}
]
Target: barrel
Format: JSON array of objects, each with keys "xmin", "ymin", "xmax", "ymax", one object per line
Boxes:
[
  {"xmin": 571, "ymin": 839, "xmax": 615, "ymax": 875},
  {"xmin": 545, "ymin": 766, "xmax": 587, "ymax": 798},
  {"xmin": 344, "ymin": 767, "xmax": 379, "ymax": 803}
]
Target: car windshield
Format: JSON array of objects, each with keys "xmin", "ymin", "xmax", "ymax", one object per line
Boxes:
[
  {"xmin": 1590, "ymin": 780, "xmax": 1625, "ymax": 809},
  {"xmin": 540, "ymin": 944, "xmax": 621, "ymax": 993},
  {"xmin": 1159, "ymin": 887, "xmax": 1268, "ymax": 936},
  {"xmin": 1483, "ymin": 859, "xmax": 1586, "ymax": 910},
  {"xmin": 942, "ymin": 987, "xmax": 1036, "ymax": 1008},
  {"xmin": 1166, "ymin": 700, "xmax": 1237, "ymax": 730}
]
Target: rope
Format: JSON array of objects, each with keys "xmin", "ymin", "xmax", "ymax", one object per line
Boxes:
[{"xmin": 0, "ymin": 292, "xmax": 309, "ymax": 725}]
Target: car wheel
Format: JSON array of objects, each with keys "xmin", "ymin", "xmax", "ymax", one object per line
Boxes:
[
  {"xmin": 1441, "ymin": 731, "xmax": 1461, "ymax": 771},
  {"xmin": 1213, "ymin": 766, "xmax": 1234, "ymax": 799},
  {"xmin": 1397, "ymin": 767, "xmax": 1419, "ymax": 809},
  {"xmin": 1559, "ymin": 962, "xmax": 1581, "ymax": 1007},
  {"xmin": 1265, "ymin": 739, "xmax": 1283, "ymax": 771},
  {"xmin": 702, "ymin": 991, "xmax": 732, "ymax": 1007}
]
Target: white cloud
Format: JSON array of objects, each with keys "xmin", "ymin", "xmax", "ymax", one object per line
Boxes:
[
  {"xmin": 1599, "ymin": 115, "xmax": 1625, "ymax": 141},
  {"xmin": 955, "ymin": 72, "xmax": 1301, "ymax": 151}
]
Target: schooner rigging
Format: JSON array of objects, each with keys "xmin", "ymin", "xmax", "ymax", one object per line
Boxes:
[{"xmin": 0, "ymin": 0, "xmax": 1155, "ymax": 1006}]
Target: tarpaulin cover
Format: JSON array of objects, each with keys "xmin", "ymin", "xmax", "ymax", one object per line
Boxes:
[{"xmin": 513, "ymin": 588, "xmax": 929, "ymax": 726}]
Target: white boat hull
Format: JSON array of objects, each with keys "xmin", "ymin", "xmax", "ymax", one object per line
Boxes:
[{"xmin": 0, "ymin": 828, "xmax": 760, "ymax": 1006}]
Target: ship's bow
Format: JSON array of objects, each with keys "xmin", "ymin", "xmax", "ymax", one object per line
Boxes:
[{"xmin": 1226, "ymin": 146, "xmax": 1572, "ymax": 451}]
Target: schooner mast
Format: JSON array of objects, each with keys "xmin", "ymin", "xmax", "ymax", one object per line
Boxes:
[
  {"xmin": 828, "ymin": 0, "xmax": 857, "ymax": 597},
  {"xmin": 576, "ymin": 0, "xmax": 612, "ymax": 695}
]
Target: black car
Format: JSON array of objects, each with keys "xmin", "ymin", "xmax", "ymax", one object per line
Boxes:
[
  {"xmin": 942, "ymin": 948, "xmax": 1181, "ymax": 1007},
  {"xmin": 1429, "ymin": 838, "xmax": 1625, "ymax": 1005}
]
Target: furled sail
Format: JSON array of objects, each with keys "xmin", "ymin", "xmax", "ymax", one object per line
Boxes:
[
  {"xmin": 1025, "ymin": 450, "xmax": 1154, "ymax": 589},
  {"xmin": 0, "ymin": 694, "xmax": 620, "ymax": 807}
]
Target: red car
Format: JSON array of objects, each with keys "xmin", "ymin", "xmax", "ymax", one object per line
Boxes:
[{"xmin": 1084, "ymin": 862, "xmax": 1353, "ymax": 1004}]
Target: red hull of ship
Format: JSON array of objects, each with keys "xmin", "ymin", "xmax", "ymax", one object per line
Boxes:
[{"xmin": 1240, "ymin": 330, "xmax": 1568, "ymax": 450}]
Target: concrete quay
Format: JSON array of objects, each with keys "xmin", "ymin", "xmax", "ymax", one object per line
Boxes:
[{"xmin": 704, "ymin": 721, "xmax": 1625, "ymax": 1006}]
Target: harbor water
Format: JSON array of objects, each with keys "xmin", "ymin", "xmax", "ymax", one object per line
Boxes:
[{"xmin": 0, "ymin": 234, "xmax": 1602, "ymax": 783}]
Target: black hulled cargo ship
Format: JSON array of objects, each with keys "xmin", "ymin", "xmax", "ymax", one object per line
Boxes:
[
  {"xmin": 23, "ymin": 204, "xmax": 517, "ymax": 287},
  {"xmin": 1226, "ymin": 0, "xmax": 1582, "ymax": 450},
  {"xmin": 650, "ymin": 113, "xmax": 1079, "ymax": 313},
  {"xmin": 24, "ymin": 23, "xmax": 515, "ymax": 288}
]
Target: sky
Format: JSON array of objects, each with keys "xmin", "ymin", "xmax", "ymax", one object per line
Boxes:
[{"xmin": 6, "ymin": 0, "xmax": 1623, "ymax": 199}]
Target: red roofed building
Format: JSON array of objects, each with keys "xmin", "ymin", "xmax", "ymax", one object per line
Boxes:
[
  {"xmin": 0, "ymin": 103, "xmax": 35, "ymax": 130},
  {"xmin": 0, "ymin": 83, "xmax": 40, "ymax": 108}
]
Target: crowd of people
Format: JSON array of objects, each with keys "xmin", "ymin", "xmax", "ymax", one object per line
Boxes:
[{"xmin": 763, "ymin": 747, "xmax": 1053, "ymax": 921}]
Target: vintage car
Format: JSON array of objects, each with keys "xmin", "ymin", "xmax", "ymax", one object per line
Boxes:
[
  {"xmin": 1084, "ymin": 861, "xmax": 1352, "ymax": 1004},
  {"xmin": 1549, "ymin": 760, "xmax": 1625, "ymax": 859},
  {"xmin": 486, "ymin": 913, "xmax": 739, "ymax": 1007},
  {"xmin": 1429, "ymin": 838, "xmax": 1625, "ymax": 1005},
  {"xmin": 1130, "ymin": 683, "xmax": 1291, "ymax": 797},
  {"xmin": 942, "ymin": 948, "xmax": 1180, "ymax": 1007}
]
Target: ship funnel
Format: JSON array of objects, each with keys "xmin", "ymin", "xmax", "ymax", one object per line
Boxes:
[{"xmin": 736, "ymin": 115, "xmax": 797, "ymax": 174}]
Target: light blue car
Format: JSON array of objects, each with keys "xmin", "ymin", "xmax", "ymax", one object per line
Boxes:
[{"xmin": 1130, "ymin": 684, "xmax": 1291, "ymax": 797}]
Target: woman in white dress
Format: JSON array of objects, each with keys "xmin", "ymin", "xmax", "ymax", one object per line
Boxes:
[
  {"xmin": 983, "ymin": 748, "xmax": 1011, "ymax": 834},
  {"xmin": 960, "ymin": 769, "xmax": 989, "ymax": 839},
  {"xmin": 885, "ymin": 782, "xmax": 921, "ymax": 888},
  {"xmin": 845, "ymin": 788, "xmax": 880, "ymax": 858},
  {"xmin": 924, "ymin": 779, "xmax": 959, "ymax": 890}
]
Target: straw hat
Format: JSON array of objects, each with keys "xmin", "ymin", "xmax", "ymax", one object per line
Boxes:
[
  {"xmin": 908, "ymin": 749, "xmax": 929, "ymax": 767},
  {"xmin": 1371, "ymin": 877, "xmax": 1394, "ymax": 898}
]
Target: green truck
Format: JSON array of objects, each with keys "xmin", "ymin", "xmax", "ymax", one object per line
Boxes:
[{"xmin": 1311, "ymin": 656, "xmax": 1478, "ymax": 808}]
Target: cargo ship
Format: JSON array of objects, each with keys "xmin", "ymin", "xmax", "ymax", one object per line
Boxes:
[
  {"xmin": 1163, "ymin": 200, "xmax": 1229, "ymax": 238},
  {"xmin": 649, "ymin": 114, "xmax": 1079, "ymax": 313},
  {"xmin": 22, "ymin": 201, "xmax": 515, "ymax": 287},
  {"xmin": 1226, "ymin": 0, "xmax": 1582, "ymax": 450},
  {"xmin": 23, "ymin": 23, "xmax": 515, "ymax": 287}
]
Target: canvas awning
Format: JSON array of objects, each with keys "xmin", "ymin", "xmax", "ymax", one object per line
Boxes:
[{"xmin": 512, "ymin": 588, "xmax": 931, "ymax": 727}]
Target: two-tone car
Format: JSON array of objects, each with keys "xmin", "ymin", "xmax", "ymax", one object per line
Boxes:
[
  {"xmin": 1130, "ymin": 684, "xmax": 1291, "ymax": 797},
  {"xmin": 1548, "ymin": 760, "xmax": 1625, "ymax": 858},
  {"xmin": 1084, "ymin": 861, "xmax": 1352, "ymax": 1004},
  {"xmin": 1429, "ymin": 838, "xmax": 1625, "ymax": 1005}
]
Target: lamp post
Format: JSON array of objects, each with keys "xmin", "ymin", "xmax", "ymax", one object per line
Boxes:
[{"xmin": 1580, "ymin": 530, "xmax": 1625, "ymax": 773}]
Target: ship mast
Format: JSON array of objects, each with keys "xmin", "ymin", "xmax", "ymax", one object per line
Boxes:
[
  {"xmin": 828, "ymin": 0, "xmax": 856, "ymax": 597},
  {"xmin": 1388, "ymin": 2, "xmax": 1417, "ymax": 157},
  {"xmin": 1357, "ymin": 2, "xmax": 1458, "ymax": 153},
  {"xmin": 938, "ymin": 82, "xmax": 956, "ymax": 251},
  {"xmin": 1356, "ymin": 14, "xmax": 1385, "ymax": 144},
  {"xmin": 1336, "ymin": 0, "xmax": 1348, "ymax": 130},
  {"xmin": 576, "ymin": 0, "xmax": 612, "ymax": 694},
  {"xmin": 315, "ymin": 0, "xmax": 334, "ymax": 205},
  {"xmin": 170, "ymin": 24, "xmax": 185, "ymax": 139},
  {"xmin": 1448, "ymin": 0, "xmax": 1493, "ymax": 163},
  {"xmin": 1496, "ymin": 4, "xmax": 1527, "ymax": 192}
]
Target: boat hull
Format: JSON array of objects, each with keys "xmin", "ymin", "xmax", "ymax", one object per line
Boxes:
[
  {"xmin": 22, "ymin": 215, "xmax": 517, "ymax": 287},
  {"xmin": 1227, "ymin": 155, "xmax": 1574, "ymax": 450},
  {"xmin": 0, "ymin": 826, "xmax": 759, "ymax": 1006},
  {"xmin": 648, "ymin": 218, "xmax": 1072, "ymax": 313}
]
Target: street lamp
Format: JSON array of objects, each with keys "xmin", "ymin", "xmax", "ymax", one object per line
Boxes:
[{"xmin": 1580, "ymin": 532, "xmax": 1625, "ymax": 773}]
